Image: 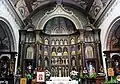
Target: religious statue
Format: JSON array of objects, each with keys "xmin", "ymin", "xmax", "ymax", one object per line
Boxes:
[
  {"xmin": 52, "ymin": 40, "xmax": 55, "ymax": 45},
  {"xmin": 71, "ymin": 46, "xmax": 75, "ymax": 55},
  {"xmin": 44, "ymin": 46, "xmax": 48, "ymax": 55},
  {"xmin": 52, "ymin": 48, "xmax": 57, "ymax": 56},
  {"xmin": 60, "ymin": 40, "xmax": 63, "ymax": 45},
  {"xmin": 71, "ymin": 38, "xmax": 75, "ymax": 44},
  {"xmin": 56, "ymin": 40, "xmax": 59, "ymax": 45},
  {"xmin": 27, "ymin": 63, "xmax": 32, "ymax": 73},
  {"xmin": 45, "ymin": 39, "xmax": 48, "ymax": 45},
  {"xmin": 63, "ymin": 47, "xmax": 68, "ymax": 56},
  {"xmin": 57, "ymin": 48, "xmax": 62, "ymax": 56},
  {"xmin": 88, "ymin": 62, "xmax": 96, "ymax": 78},
  {"xmin": 64, "ymin": 39, "xmax": 68, "ymax": 45}
]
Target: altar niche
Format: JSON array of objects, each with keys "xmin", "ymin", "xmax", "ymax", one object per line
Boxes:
[{"xmin": 18, "ymin": 17, "xmax": 101, "ymax": 78}]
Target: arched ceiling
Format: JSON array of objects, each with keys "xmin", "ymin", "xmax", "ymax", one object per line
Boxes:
[{"xmin": 10, "ymin": 0, "xmax": 110, "ymax": 23}]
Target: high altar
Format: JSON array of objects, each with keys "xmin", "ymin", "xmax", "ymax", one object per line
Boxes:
[{"xmin": 18, "ymin": 3, "xmax": 104, "ymax": 84}]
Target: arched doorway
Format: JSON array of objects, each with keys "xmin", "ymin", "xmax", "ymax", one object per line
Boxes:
[
  {"xmin": 104, "ymin": 18, "xmax": 120, "ymax": 79},
  {"xmin": 0, "ymin": 19, "xmax": 17, "ymax": 83}
]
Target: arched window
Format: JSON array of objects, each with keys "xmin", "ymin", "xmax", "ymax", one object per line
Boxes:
[{"xmin": 26, "ymin": 46, "xmax": 34, "ymax": 59}]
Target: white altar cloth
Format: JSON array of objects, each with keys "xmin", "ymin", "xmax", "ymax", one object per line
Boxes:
[
  {"xmin": 46, "ymin": 81, "xmax": 78, "ymax": 84},
  {"xmin": 50, "ymin": 77, "xmax": 71, "ymax": 81}
]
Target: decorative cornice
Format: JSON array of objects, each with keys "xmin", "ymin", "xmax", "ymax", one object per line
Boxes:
[
  {"xmin": 94, "ymin": 0, "xmax": 116, "ymax": 28},
  {"xmin": 3, "ymin": 0, "xmax": 25, "ymax": 29}
]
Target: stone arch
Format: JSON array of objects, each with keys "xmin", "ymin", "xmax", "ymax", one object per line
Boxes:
[
  {"xmin": 0, "ymin": 17, "xmax": 16, "ymax": 51},
  {"xmin": 37, "ymin": 4, "xmax": 83, "ymax": 30},
  {"xmin": 105, "ymin": 16, "xmax": 120, "ymax": 50}
]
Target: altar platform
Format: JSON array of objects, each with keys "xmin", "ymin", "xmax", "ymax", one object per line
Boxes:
[{"xmin": 46, "ymin": 77, "xmax": 78, "ymax": 84}]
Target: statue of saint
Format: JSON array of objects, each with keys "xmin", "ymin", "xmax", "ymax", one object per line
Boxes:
[
  {"xmin": 63, "ymin": 48, "xmax": 68, "ymax": 56},
  {"xmin": 52, "ymin": 48, "xmax": 56, "ymax": 56},
  {"xmin": 88, "ymin": 62, "xmax": 95, "ymax": 77}
]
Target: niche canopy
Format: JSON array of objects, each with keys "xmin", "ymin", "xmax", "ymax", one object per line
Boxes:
[{"xmin": 37, "ymin": 4, "xmax": 83, "ymax": 30}]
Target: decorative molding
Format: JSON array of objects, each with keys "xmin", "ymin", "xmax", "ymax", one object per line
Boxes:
[
  {"xmin": 37, "ymin": 4, "xmax": 83, "ymax": 30},
  {"xmin": 94, "ymin": 0, "xmax": 116, "ymax": 27},
  {"xmin": 1, "ymin": 0, "xmax": 25, "ymax": 29}
]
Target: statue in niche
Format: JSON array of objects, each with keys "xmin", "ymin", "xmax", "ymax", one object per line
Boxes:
[
  {"xmin": 63, "ymin": 47, "xmax": 68, "ymax": 56},
  {"xmin": 39, "ymin": 37, "xmax": 42, "ymax": 43},
  {"xmin": 55, "ymin": 58, "xmax": 57, "ymax": 64},
  {"xmin": 45, "ymin": 39, "xmax": 48, "ymax": 45},
  {"xmin": 1, "ymin": 62, "xmax": 7, "ymax": 77},
  {"xmin": 65, "ymin": 67, "xmax": 69, "ymax": 77},
  {"xmin": 44, "ymin": 46, "xmax": 48, "ymax": 55},
  {"xmin": 62, "ymin": 67, "xmax": 65, "ymax": 77},
  {"xmin": 59, "ymin": 67, "xmax": 62, "ymax": 77},
  {"xmin": 52, "ymin": 40, "xmax": 55, "ymax": 45},
  {"xmin": 71, "ymin": 38, "xmax": 75, "ymax": 44},
  {"xmin": 51, "ymin": 67, "xmax": 55, "ymax": 77},
  {"xmin": 60, "ymin": 40, "xmax": 63, "ymax": 45},
  {"xmin": 27, "ymin": 63, "xmax": 32, "ymax": 73},
  {"xmin": 88, "ymin": 62, "xmax": 95, "ymax": 77},
  {"xmin": 72, "ymin": 58, "xmax": 76, "ymax": 66},
  {"xmin": 64, "ymin": 39, "xmax": 68, "ymax": 45},
  {"xmin": 79, "ymin": 59, "xmax": 81, "ymax": 65},
  {"xmin": 45, "ymin": 59, "xmax": 48, "ymax": 67},
  {"xmin": 38, "ymin": 59, "xmax": 41, "ymax": 66},
  {"xmin": 66, "ymin": 58, "xmax": 68, "ymax": 64},
  {"xmin": 52, "ymin": 48, "xmax": 56, "ymax": 56},
  {"xmin": 57, "ymin": 47, "xmax": 62, "ymax": 56},
  {"xmin": 56, "ymin": 40, "xmax": 59, "ymax": 45},
  {"xmin": 55, "ymin": 67, "xmax": 58, "ymax": 77},
  {"xmin": 78, "ymin": 44, "xmax": 81, "ymax": 54},
  {"xmin": 77, "ymin": 37, "xmax": 80, "ymax": 43},
  {"xmin": 85, "ymin": 45, "xmax": 94, "ymax": 58},
  {"xmin": 71, "ymin": 46, "xmax": 75, "ymax": 55},
  {"xmin": 51, "ymin": 58, "xmax": 54, "ymax": 64}
]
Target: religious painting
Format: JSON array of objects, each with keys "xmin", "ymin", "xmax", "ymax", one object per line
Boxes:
[
  {"xmin": 26, "ymin": 46, "xmax": 34, "ymax": 59},
  {"xmin": 36, "ymin": 72, "xmax": 45, "ymax": 82},
  {"xmin": 85, "ymin": 43, "xmax": 94, "ymax": 58}
]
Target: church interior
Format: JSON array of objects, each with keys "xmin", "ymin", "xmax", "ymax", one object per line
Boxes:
[{"xmin": 0, "ymin": 0, "xmax": 120, "ymax": 84}]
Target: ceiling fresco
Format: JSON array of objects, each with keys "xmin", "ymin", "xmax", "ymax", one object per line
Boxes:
[{"xmin": 10, "ymin": 0, "xmax": 110, "ymax": 21}]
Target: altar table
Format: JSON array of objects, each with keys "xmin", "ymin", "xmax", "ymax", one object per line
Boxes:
[{"xmin": 46, "ymin": 81, "xmax": 78, "ymax": 84}]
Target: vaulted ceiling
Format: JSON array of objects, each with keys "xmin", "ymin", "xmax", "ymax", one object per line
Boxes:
[{"xmin": 10, "ymin": 0, "xmax": 111, "ymax": 24}]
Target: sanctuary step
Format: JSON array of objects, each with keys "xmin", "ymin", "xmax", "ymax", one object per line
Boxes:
[{"xmin": 46, "ymin": 77, "xmax": 78, "ymax": 84}]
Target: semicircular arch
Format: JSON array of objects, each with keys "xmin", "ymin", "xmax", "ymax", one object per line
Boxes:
[
  {"xmin": 0, "ymin": 17, "xmax": 16, "ymax": 51},
  {"xmin": 37, "ymin": 4, "xmax": 83, "ymax": 30}
]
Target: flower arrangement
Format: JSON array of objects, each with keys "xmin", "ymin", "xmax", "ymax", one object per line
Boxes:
[
  {"xmin": 70, "ymin": 70, "xmax": 79, "ymax": 80},
  {"xmin": 45, "ymin": 69, "xmax": 51, "ymax": 81}
]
